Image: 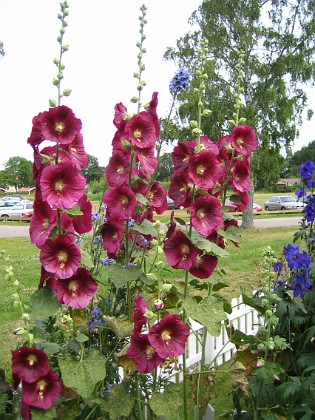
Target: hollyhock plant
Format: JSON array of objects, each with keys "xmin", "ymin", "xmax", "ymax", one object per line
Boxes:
[
  {"xmin": 29, "ymin": 198, "xmax": 57, "ymax": 248},
  {"xmin": 127, "ymin": 333, "xmax": 165, "ymax": 374},
  {"xmin": 40, "ymin": 105, "xmax": 82, "ymax": 144},
  {"xmin": 189, "ymin": 253, "xmax": 218, "ymax": 279},
  {"xmin": 188, "ymin": 150, "xmax": 222, "ymax": 191},
  {"xmin": 148, "ymin": 314, "xmax": 190, "ymax": 359},
  {"xmin": 190, "ymin": 195, "xmax": 223, "ymax": 236},
  {"xmin": 103, "ymin": 184, "xmax": 136, "ymax": 220},
  {"xmin": 105, "ymin": 150, "xmax": 130, "ymax": 187},
  {"xmin": 12, "ymin": 347, "xmax": 50, "ymax": 383},
  {"xmin": 22, "ymin": 370, "xmax": 63, "ymax": 410},
  {"xmin": 164, "ymin": 230, "xmax": 199, "ymax": 270},
  {"xmin": 40, "ymin": 235, "xmax": 81, "ymax": 279},
  {"xmin": 55, "ymin": 267, "xmax": 99, "ymax": 309},
  {"xmin": 132, "ymin": 295, "xmax": 149, "ymax": 332},
  {"xmin": 125, "ymin": 112, "xmax": 157, "ymax": 149},
  {"xmin": 40, "ymin": 161, "xmax": 86, "ymax": 209},
  {"xmin": 230, "ymin": 125, "xmax": 258, "ymax": 156},
  {"xmin": 101, "ymin": 218, "xmax": 124, "ymax": 254}
]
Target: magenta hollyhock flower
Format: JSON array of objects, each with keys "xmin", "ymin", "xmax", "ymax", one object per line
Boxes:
[
  {"xmin": 168, "ymin": 172, "xmax": 192, "ymax": 208},
  {"xmin": 148, "ymin": 314, "xmax": 190, "ymax": 359},
  {"xmin": 40, "ymin": 105, "xmax": 82, "ymax": 145},
  {"xmin": 132, "ymin": 296, "xmax": 148, "ymax": 333},
  {"xmin": 135, "ymin": 146, "xmax": 157, "ymax": 175},
  {"xmin": 199, "ymin": 135, "xmax": 219, "ymax": 155},
  {"xmin": 103, "ymin": 184, "xmax": 136, "ymax": 220},
  {"xmin": 190, "ymin": 195, "xmax": 223, "ymax": 236},
  {"xmin": 113, "ymin": 102, "xmax": 128, "ymax": 129},
  {"xmin": 38, "ymin": 266, "xmax": 58, "ymax": 292},
  {"xmin": 127, "ymin": 333, "xmax": 165, "ymax": 374},
  {"xmin": 101, "ymin": 219, "xmax": 124, "ymax": 254},
  {"xmin": 172, "ymin": 141, "xmax": 193, "ymax": 173},
  {"xmin": 12, "ymin": 347, "xmax": 50, "ymax": 383},
  {"xmin": 27, "ymin": 112, "xmax": 45, "ymax": 149},
  {"xmin": 130, "ymin": 169, "xmax": 150, "ymax": 196},
  {"xmin": 61, "ymin": 133, "xmax": 88, "ymax": 170},
  {"xmin": 55, "ymin": 267, "xmax": 98, "ymax": 309},
  {"xmin": 30, "ymin": 198, "xmax": 57, "ymax": 248},
  {"xmin": 22, "ymin": 370, "xmax": 63, "ymax": 410},
  {"xmin": 188, "ymin": 150, "xmax": 222, "ymax": 191},
  {"xmin": 231, "ymin": 159, "xmax": 251, "ymax": 193},
  {"xmin": 112, "ymin": 127, "xmax": 133, "ymax": 154},
  {"xmin": 189, "ymin": 253, "xmax": 218, "ymax": 279},
  {"xmin": 40, "ymin": 235, "xmax": 81, "ymax": 279},
  {"xmin": 164, "ymin": 230, "xmax": 199, "ymax": 270},
  {"xmin": 125, "ymin": 112, "xmax": 157, "ymax": 149},
  {"xmin": 105, "ymin": 150, "xmax": 130, "ymax": 187},
  {"xmin": 230, "ymin": 191, "xmax": 249, "ymax": 212},
  {"xmin": 69, "ymin": 194, "xmax": 92, "ymax": 234},
  {"xmin": 230, "ymin": 125, "xmax": 258, "ymax": 156},
  {"xmin": 148, "ymin": 181, "xmax": 168, "ymax": 215},
  {"xmin": 146, "ymin": 92, "xmax": 160, "ymax": 138},
  {"xmin": 40, "ymin": 162, "xmax": 86, "ymax": 210}
]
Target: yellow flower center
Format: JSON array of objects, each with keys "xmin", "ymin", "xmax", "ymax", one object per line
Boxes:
[
  {"xmin": 196, "ymin": 165, "xmax": 205, "ymax": 175},
  {"xmin": 55, "ymin": 180, "xmax": 64, "ymax": 192},
  {"xmin": 181, "ymin": 244, "xmax": 189, "ymax": 255},
  {"xmin": 117, "ymin": 165, "xmax": 124, "ymax": 174},
  {"xmin": 58, "ymin": 251, "xmax": 68, "ymax": 269},
  {"xmin": 27, "ymin": 354, "xmax": 37, "ymax": 366},
  {"xmin": 55, "ymin": 122, "xmax": 64, "ymax": 133},
  {"xmin": 197, "ymin": 209, "xmax": 205, "ymax": 219},
  {"xmin": 134, "ymin": 129, "xmax": 141, "ymax": 140},
  {"xmin": 146, "ymin": 346, "xmax": 155, "ymax": 359},
  {"xmin": 69, "ymin": 280, "xmax": 78, "ymax": 297},
  {"xmin": 236, "ymin": 137, "xmax": 243, "ymax": 148},
  {"xmin": 161, "ymin": 330, "xmax": 171, "ymax": 344},
  {"xmin": 121, "ymin": 196, "xmax": 129, "ymax": 205}
]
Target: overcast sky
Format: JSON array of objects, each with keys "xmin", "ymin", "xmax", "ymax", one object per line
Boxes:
[{"xmin": 0, "ymin": 0, "xmax": 314, "ymax": 171}]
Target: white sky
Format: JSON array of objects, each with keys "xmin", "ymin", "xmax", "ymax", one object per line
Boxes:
[{"xmin": 0, "ymin": 0, "xmax": 314, "ymax": 170}]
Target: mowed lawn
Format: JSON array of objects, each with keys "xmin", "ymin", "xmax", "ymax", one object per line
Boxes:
[{"xmin": 0, "ymin": 223, "xmax": 300, "ymax": 376}]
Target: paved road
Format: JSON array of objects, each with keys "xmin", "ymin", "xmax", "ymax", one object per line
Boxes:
[{"xmin": 0, "ymin": 216, "xmax": 302, "ymax": 238}]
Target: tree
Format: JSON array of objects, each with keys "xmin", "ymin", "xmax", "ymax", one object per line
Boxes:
[
  {"xmin": 156, "ymin": 152, "xmax": 174, "ymax": 181},
  {"xmin": 0, "ymin": 40, "xmax": 4, "ymax": 59},
  {"xmin": 81, "ymin": 154, "xmax": 104, "ymax": 184},
  {"xmin": 284, "ymin": 139, "xmax": 315, "ymax": 177},
  {"xmin": 164, "ymin": 0, "xmax": 315, "ymax": 227},
  {"xmin": 3, "ymin": 157, "xmax": 34, "ymax": 189}
]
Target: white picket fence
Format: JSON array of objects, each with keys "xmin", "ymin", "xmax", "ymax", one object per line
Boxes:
[{"xmin": 168, "ymin": 294, "xmax": 261, "ymax": 383}]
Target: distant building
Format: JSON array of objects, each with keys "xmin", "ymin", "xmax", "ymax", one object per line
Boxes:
[
  {"xmin": 19, "ymin": 187, "xmax": 36, "ymax": 195},
  {"xmin": 276, "ymin": 178, "xmax": 301, "ymax": 192}
]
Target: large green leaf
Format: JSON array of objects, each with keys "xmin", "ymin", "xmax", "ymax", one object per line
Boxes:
[
  {"xmin": 80, "ymin": 249, "xmax": 94, "ymax": 268},
  {"xmin": 149, "ymin": 384, "xmax": 184, "ymax": 419},
  {"xmin": 59, "ymin": 350, "xmax": 106, "ymax": 399},
  {"xmin": 101, "ymin": 380, "xmax": 134, "ymax": 419},
  {"xmin": 133, "ymin": 219, "xmax": 157, "ymax": 237},
  {"xmin": 190, "ymin": 231, "xmax": 229, "ymax": 257},
  {"xmin": 182, "ymin": 295, "xmax": 227, "ymax": 336},
  {"xmin": 107, "ymin": 264, "xmax": 144, "ymax": 288},
  {"xmin": 29, "ymin": 287, "xmax": 61, "ymax": 320}
]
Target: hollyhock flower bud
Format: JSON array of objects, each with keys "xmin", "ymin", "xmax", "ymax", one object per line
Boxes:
[{"xmin": 154, "ymin": 299, "xmax": 164, "ymax": 311}]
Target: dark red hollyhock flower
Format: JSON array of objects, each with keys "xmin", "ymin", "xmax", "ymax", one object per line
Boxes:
[
  {"xmin": 216, "ymin": 134, "xmax": 233, "ymax": 154},
  {"xmin": 132, "ymin": 296, "xmax": 148, "ymax": 333},
  {"xmin": 164, "ymin": 230, "xmax": 199, "ymax": 270},
  {"xmin": 230, "ymin": 125, "xmax": 258, "ymax": 156},
  {"xmin": 112, "ymin": 127, "xmax": 133, "ymax": 155},
  {"xmin": 135, "ymin": 146, "xmax": 157, "ymax": 175},
  {"xmin": 125, "ymin": 112, "xmax": 157, "ymax": 149},
  {"xmin": 101, "ymin": 219, "xmax": 124, "ymax": 254},
  {"xmin": 40, "ymin": 105, "xmax": 82, "ymax": 145},
  {"xmin": 199, "ymin": 135, "xmax": 219, "ymax": 155},
  {"xmin": 189, "ymin": 253, "xmax": 218, "ymax": 279},
  {"xmin": 67, "ymin": 194, "xmax": 92, "ymax": 234},
  {"xmin": 231, "ymin": 158, "xmax": 251, "ymax": 193},
  {"xmin": 105, "ymin": 150, "xmax": 130, "ymax": 187},
  {"xmin": 113, "ymin": 102, "xmax": 128, "ymax": 129},
  {"xmin": 146, "ymin": 92, "xmax": 160, "ymax": 138},
  {"xmin": 21, "ymin": 401, "xmax": 31, "ymax": 420},
  {"xmin": 38, "ymin": 266, "xmax": 58, "ymax": 292},
  {"xmin": 190, "ymin": 195, "xmax": 223, "ymax": 236},
  {"xmin": 130, "ymin": 169, "xmax": 150, "ymax": 196},
  {"xmin": 148, "ymin": 181, "xmax": 168, "ymax": 215},
  {"xmin": 40, "ymin": 162, "xmax": 86, "ymax": 210},
  {"xmin": 103, "ymin": 184, "xmax": 136, "ymax": 220},
  {"xmin": 55, "ymin": 267, "xmax": 98, "ymax": 309},
  {"xmin": 22, "ymin": 370, "xmax": 63, "ymax": 410},
  {"xmin": 188, "ymin": 150, "xmax": 222, "ymax": 191},
  {"xmin": 40, "ymin": 235, "xmax": 81, "ymax": 279},
  {"xmin": 166, "ymin": 211, "xmax": 176, "ymax": 239},
  {"xmin": 27, "ymin": 112, "xmax": 45, "ymax": 149},
  {"xmin": 30, "ymin": 198, "xmax": 57, "ymax": 248},
  {"xmin": 168, "ymin": 172, "xmax": 192, "ymax": 208},
  {"xmin": 61, "ymin": 133, "xmax": 88, "ymax": 170},
  {"xmin": 148, "ymin": 314, "xmax": 190, "ymax": 359},
  {"xmin": 12, "ymin": 347, "xmax": 50, "ymax": 383},
  {"xmin": 172, "ymin": 141, "xmax": 192, "ymax": 173},
  {"xmin": 127, "ymin": 333, "xmax": 165, "ymax": 374},
  {"xmin": 231, "ymin": 191, "xmax": 249, "ymax": 212},
  {"xmin": 224, "ymin": 219, "xmax": 240, "ymax": 247}
]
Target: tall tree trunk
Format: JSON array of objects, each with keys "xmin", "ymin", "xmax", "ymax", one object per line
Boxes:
[{"xmin": 242, "ymin": 177, "xmax": 254, "ymax": 228}]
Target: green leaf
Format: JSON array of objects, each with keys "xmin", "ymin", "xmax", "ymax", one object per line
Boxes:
[
  {"xmin": 59, "ymin": 350, "xmax": 106, "ymax": 399},
  {"xmin": 42, "ymin": 342, "xmax": 60, "ymax": 355},
  {"xmin": 190, "ymin": 231, "xmax": 229, "ymax": 257},
  {"xmin": 101, "ymin": 380, "xmax": 134, "ymax": 419},
  {"xmin": 182, "ymin": 295, "xmax": 227, "ymax": 336},
  {"xmin": 29, "ymin": 287, "xmax": 61, "ymax": 320},
  {"xmin": 75, "ymin": 332, "xmax": 89, "ymax": 343},
  {"xmin": 133, "ymin": 219, "xmax": 157, "ymax": 237},
  {"xmin": 108, "ymin": 264, "xmax": 143, "ymax": 288},
  {"xmin": 135, "ymin": 193, "xmax": 148, "ymax": 205},
  {"xmin": 65, "ymin": 205, "xmax": 83, "ymax": 216},
  {"xmin": 275, "ymin": 381, "xmax": 301, "ymax": 402},
  {"xmin": 80, "ymin": 249, "xmax": 94, "ymax": 269},
  {"xmin": 149, "ymin": 384, "xmax": 184, "ymax": 419},
  {"xmin": 174, "ymin": 217, "xmax": 188, "ymax": 226}
]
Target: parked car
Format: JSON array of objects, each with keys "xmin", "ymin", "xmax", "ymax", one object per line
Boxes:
[
  {"xmin": 2, "ymin": 194, "xmax": 25, "ymax": 201},
  {"xmin": 225, "ymin": 199, "xmax": 262, "ymax": 213},
  {"xmin": 264, "ymin": 195, "xmax": 305, "ymax": 211},
  {"xmin": 0, "ymin": 200, "xmax": 22, "ymax": 208},
  {"xmin": 0, "ymin": 202, "xmax": 34, "ymax": 219}
]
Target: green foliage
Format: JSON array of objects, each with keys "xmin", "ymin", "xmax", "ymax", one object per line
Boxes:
[
  {"xmin": 284, "ymin": 139, "xmax": 315, "ymax": 177},
  {"xmin": 0, "ymin": 156, "xmax": 34, "ymax": 188},
  {"xmin": 81, "ymin": 154, "xmax": 104, "ymax": 184}
]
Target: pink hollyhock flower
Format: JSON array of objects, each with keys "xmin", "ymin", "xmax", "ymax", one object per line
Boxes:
[
  {"xmin": 112, "ymin": 127, "xmax": 133, "ymax": 155},
  {"xmin": 30, "ymin": 198, "xmax": 57, "ymax": 248},
  {"xmin": 231, "ymin": 191, "xmax": 249, "ymax": 212},
  {"xmin": 164, "ymin": 230, "xmax": 199, "ymax": 270},
  {"xmin": 231, "ymin": 159, "xmax": 251, "ymax": 193},
  {"xmin": 40, "ymin": 162, "xmax": 86, "ymax": 210},
  {"xmin": 55, "ymin": 267, "xmax": 98, "ymax": 309},
  {"xmin": 38, "ymin": 267, "xmax": 58, "ymax": 292},
  {"xmin": 135, "ymin": 146, "xmax": 157, "ymax": 175},
  {"xmin": 103, "ymin": 184, "xmax": 136, "ymax": 220},
  {"xmin": 172, "ymin": 141, "xmax": 193, "ymax": 173},
  {"xmin": 105, "ymin": 150, "xmax": 130, "ymax": 187},
  {"xmin": 113, "ymin": 102, "xmax": 128, "ymax": 129},
  {"xmin": 146, "ymin": 92, "xmax": 160, "ymax": 138},
  {"xmin": 148, "ymin": 314, "xmax": 190, "ymax": 359},
  {"xmin": 12, "ymin": 347, "xmax": 50, "ymax": 383},
  {"xmin": 132, "ymin": 296, "xmax": 148, "ymax": 333},
  {"xmin": 130, "ymin": 169, "xmax": 150, "ymax": 196},
  {"xmin": 148, "ymin": 181, "xmax": 168, "ymax": 215},
  {"xmin": 40, "ymin": 235, "xmax": 81, "ymax": 279},
  {"xmin": 61, "ymin": 133, "xmax": 88, "ymax": 170},
  {"xmin": 27, "ymin": 112, "xmax": 45, "ymax": 149},
  {"xmin": 189, "ymin": 253, "xmax": 218, "ymax": 279},
  {"xmin": 66, "ymin": 194, "xmax": 92, "ymax": 234},
  {"xmin": 127, "ymin": 333, "xmax": 165, "ymax": 374},
  {"xmin": 224, "ymin": 219, "xmax": 240, "ymax": 248},
  {"xmin": 188, "ymin": 150, "xmax": 222, "ymax": 191},
  {"xmin": 101, "ymin": 219, "xmax": 124, "ymax": 254},
  {"xmin": 125, "ymin": 112, "xmax": 157, "ymax": 149},
  {"xmin": 230, "ymin": 125, "xmax": 258, "ymax": 156},
  {"xmin": 22, "ymin": 370, "xmax": 63, "ymax": 410},
  {"xmin": 40, "ymin": 105, "xmax": 82, "ymax": 145},
  {"xmin": 168, "ymin": 172, "xmax": 192, "ymax": 208},
  {"xmin": 199, "ymin": 135, "xmax": 219, "ymax": 155},
  {"xmin": 190, "ymin": 195, "xmax": 223, "ymax": 236}
]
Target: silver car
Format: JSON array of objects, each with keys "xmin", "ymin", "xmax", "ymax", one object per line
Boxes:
[
  {"xmin": 0, "ymin": 202, "xmax": 33, "ymax": 219},
  {"xmin": 264, "ymin": 195, "xmax": 305, "ymax": 211}
]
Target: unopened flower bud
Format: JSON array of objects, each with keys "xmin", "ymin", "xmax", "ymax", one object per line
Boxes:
[
  {"xmin": 49, "ymin": 99, "xmax": 57, "ymax": 107},
  {"xmin": 13, "ymin": 280, "xmax": 20, "ymax": 287},
  {"xmin": 145, "ymin": 310, "xmax": 155, "ymax": 320},
  {"xmin": 130, "ymin": 96, "xmax": 138, "ymax": 103},
  {"xmin": 154, "ymin": 299, "xmax": 164, "ymax": 311},
  {"xmin": 63, "ymin": 89, "xmax": 72, "ymax": 97}
]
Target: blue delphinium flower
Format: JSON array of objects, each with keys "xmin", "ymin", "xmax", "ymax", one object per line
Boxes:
[
  {"xmin": 169, "ymin": 67, "xmax": 190, "ymax": 95},
  {"xmin": 283, "ymin": 244, "xmax": 300, "ymax": 270},
  {"xmin": 93, "ymin": 236, "xmax": 103, "ymax": 245},
  {"xmin": 303, "ymin": 194, "xmax": 315, "ymax": 223},
  {"xmin": 272, "ymin": 261, "xmax": 283, "ymax": 273},
  {"xmin": 300, "ymin": 160, "xmax": 315, "ymax": 189},
  {"xmin": 101, "ymin": 258, "xmax": 116, "ymax": 267},
  {"xmin": 295, "ymin": 187, "xmax": 306, "ymax": 200},
  {"xmin": 91, "ymin": 212, "xmax": 100, "ymax": 221},
  {"xmin": 283, "ymin": 244, "xmax": 311, "ymax": 297}
]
